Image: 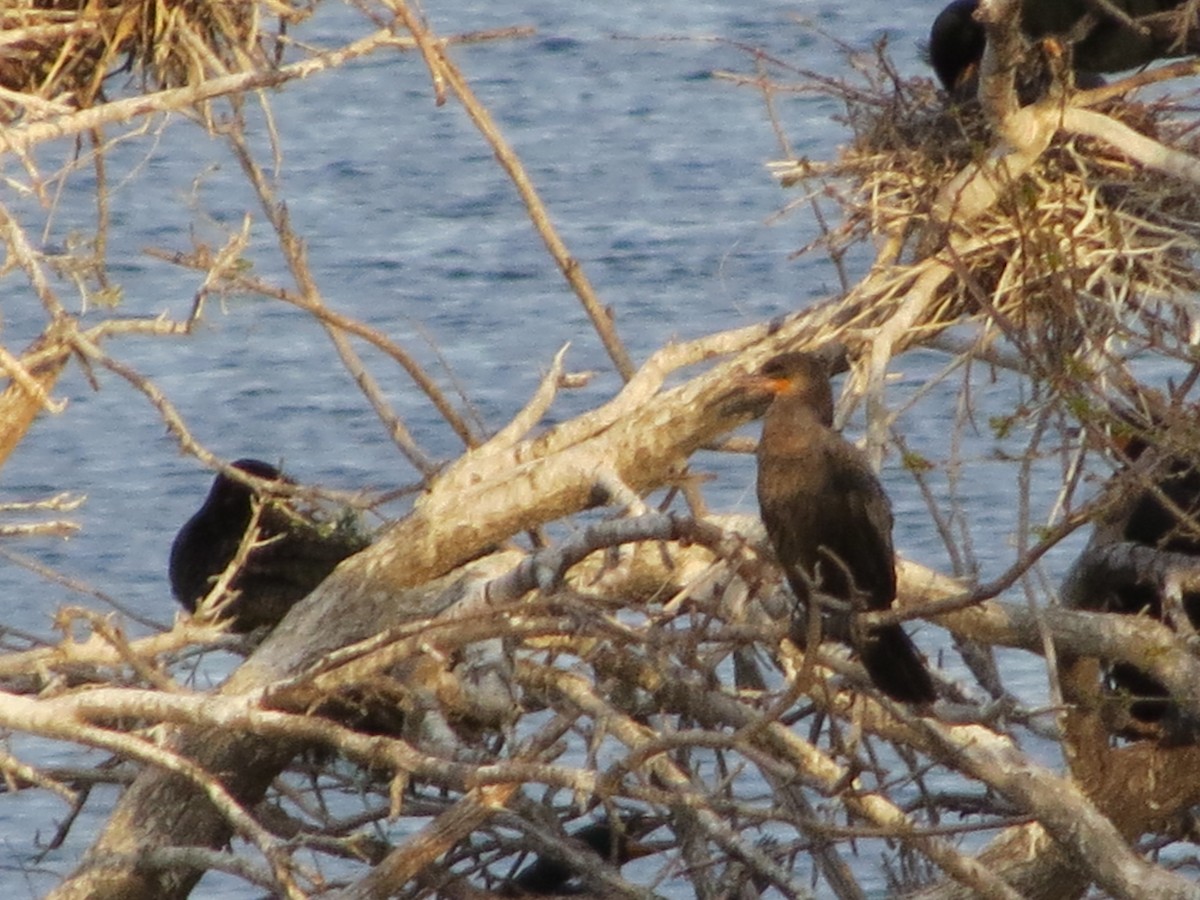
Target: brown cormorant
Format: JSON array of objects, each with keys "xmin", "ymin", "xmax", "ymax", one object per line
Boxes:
[
  {"xmin": 750, "ymin": 352, "xmax": 936, "ymax": 704},
  {"xmin": 168, "ymin": 458, "xmax": 367, "ymax": 632}
]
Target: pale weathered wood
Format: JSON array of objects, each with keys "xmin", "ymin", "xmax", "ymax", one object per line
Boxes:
[{"xmin": 45, "ymin": 348, "xmax": 800, "ymax": 899}]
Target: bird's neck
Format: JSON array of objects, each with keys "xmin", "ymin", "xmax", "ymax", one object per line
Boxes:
[{"xmin": 760, "ymin": 398, "xmax": 833, "ymax": 457}]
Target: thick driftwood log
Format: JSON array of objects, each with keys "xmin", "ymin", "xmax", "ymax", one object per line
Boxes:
[
  {"xmin": 47, "ymin": 355, "xmax": 1200, "ymax": 900},
  {"xmin": 50, "ymin": 447, "xmax": 1200, "ymax": 900},
  {"xmin": 46, "ymin": 342, "xmax": 802, "ymax": 899}
]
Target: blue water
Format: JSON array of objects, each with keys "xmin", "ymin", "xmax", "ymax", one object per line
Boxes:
[{"xmin": 0, "ymin": 1, "xmax": 1088, "ymax": 895}]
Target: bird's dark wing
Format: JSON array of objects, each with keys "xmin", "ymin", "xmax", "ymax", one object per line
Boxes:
[
  {"xmin": 756, "ymin": 454, "xmax": 825, "ymax": 605},
  {"xmin": 825, "ymin": 448, "xmax": 896, "ymax": 611},
  {"xmin": 168, "ymin": 513, "xmax": 246, "ymax": 613}
]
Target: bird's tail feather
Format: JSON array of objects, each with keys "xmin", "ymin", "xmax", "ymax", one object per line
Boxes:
[{"xmin": 858, "ymin": 624, "xmax": 936, "ymax": 704}]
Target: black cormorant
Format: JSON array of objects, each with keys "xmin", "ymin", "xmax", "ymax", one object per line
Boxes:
[
  {"xmin": 502, "ymin": 819, "xmax": 653, "ymax": 897},
  {"xmin": 1087, "ymin": 428, "xmax": 1200, "ymax": 725},
  {"xmin": 929, "ymin": 0, "xmax": 1194, "ymax": 97},
  {"xmin": 169, "ymin": 458, "xmax": 367, "ymax": 632}
]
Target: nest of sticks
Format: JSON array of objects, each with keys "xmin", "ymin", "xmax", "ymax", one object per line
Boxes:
[
  {"xmin": 0, "ymin": 0, "xmax": 305, "ymax": 121},
  {"xmin": 769, "ymin": 51, "xmax": 1200, "ymax": 378}
]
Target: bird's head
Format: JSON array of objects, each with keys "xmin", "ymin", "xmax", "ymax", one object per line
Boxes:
[
  {"xmin": 719, "ymin": 351, "xmax": 839, "ymax": 425},
  {"xmin": 748, "ymin": 352, "xmax": 836, "ymax": 424},
  {"xmin": 928, "ymin": 0, "xmax": 984, "ymax": 96},
  {"xmin": 206, "ymin": 458, "xmax": 286, "ymax": 511}
]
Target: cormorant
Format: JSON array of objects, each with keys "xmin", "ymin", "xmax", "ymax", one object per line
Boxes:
[
  {"xmin": 929, "ymin": 0, "xmax": 988, "ymax": 96},
  {"xmin": 750, "ymin": 352, "xmax": 936, "ymax": 704},
  {"xmin": 168, "ymin": 458, "xmax": 368, "ymax": 632},
  {"xmin": 502, "ymin": 819, "xmax": 653, "ymax": 897},
  {"xmin": 1087, "ymin": 427, "xmax": 1200, "ymax": 725},
  {"xmin": 929, "ymin": 0, "xmax": 1194, "ymax": 97}
]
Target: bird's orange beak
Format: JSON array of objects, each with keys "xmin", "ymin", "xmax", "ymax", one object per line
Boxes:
[
  {"xmin": 716, "ymin": 370, "xmax": 788, "ymax": 420},
  {"xmin": 739, "ymin": 371, "xmax": 793, "ymax": 396}
]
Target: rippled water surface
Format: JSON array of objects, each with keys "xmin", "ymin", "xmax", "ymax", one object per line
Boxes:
[{"xmin": 0, "ymin": 2, "xmax": 1081, "ymax": 894}]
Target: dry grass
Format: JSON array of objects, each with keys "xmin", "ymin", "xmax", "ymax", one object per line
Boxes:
[
  {"xmin": 769, "ymin": 57, "xmax": 1200, "ymax": 381},
  {"xmin": 0, "ymin": 0, "xmax": 310, "ymax": 120}
]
